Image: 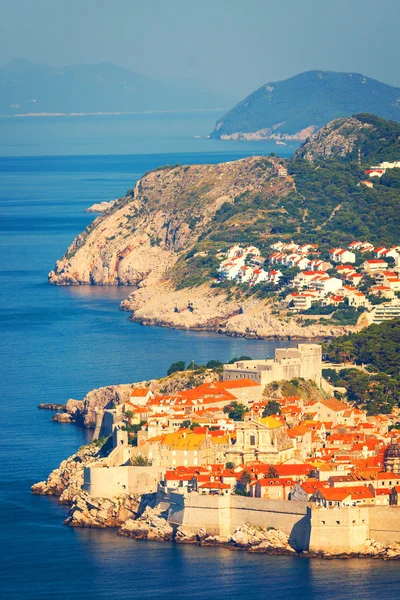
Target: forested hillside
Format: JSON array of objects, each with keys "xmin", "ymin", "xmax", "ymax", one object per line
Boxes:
[
  {"xmin": 323, "ymin": 320, "xmax": 400, "ymax": 415},
  {"xmin": 211, "ymin": 71, "xmax": 400, "ymax": 140}
]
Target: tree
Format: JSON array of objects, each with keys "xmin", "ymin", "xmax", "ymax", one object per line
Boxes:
[
  {"xmin": 228, "ymin": 355, "xmax": 252, "ymax": 364},
  {"xmin": 206, "ymin": 360, "xmax": 223, "ymax": 369},
  {"xmin": 223, "ymin": 401, "xmax": 249, "ymax": 421},
  {"xmin": 131, "ymin": 455, "xmax": 152, "ymax": 466},
  {"xmin": 266, "ymin": 465, "xmax": 279, "ymax": 478},
  {"xmin": 262, "ymin": 400, "xmax": 282, "ymax": 417},
  {"xmin": 167, "ymin": 361, "xmax": 186, "ymax": 376},
  {"xmin": 181, "ymin": 420, "xmax": 191, "ymax": 429},
  {"xmin": 225, "ymin": 461, "xmax": 235, "ymax": 470},
  {"xmin": 234, "ymin": 470, "xmax": 252, "ymax": 496}
]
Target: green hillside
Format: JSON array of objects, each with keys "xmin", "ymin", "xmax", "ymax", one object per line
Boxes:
[
  {"xmin": 210, "ymin": 71, "xmax": 400, "ymax": 140},
  {"xmin": 173, "ymin": 114, "xmax": 400, "ymax": 288}
]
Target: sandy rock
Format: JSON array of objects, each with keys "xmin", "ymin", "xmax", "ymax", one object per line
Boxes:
[
  {"xmin": 65, "ymin": 491, "xmax": 146, "ymax": 528},
  {"xmin": 65, "ymin": 399, "xmax": 84, "ymax": 420},
  {"xmin": 118, "ymin": 507, "xmax": 173, "ymax": 541},
  {"xmin": 231, "ymin": 524, "xmax": 296, "ymax": 553},
  {"xmin": 52, "ymin": 412, "xmax": 73, "ymax": 423},
  {"xmin": 31, "ymin": 442, "xmax": 100, "ymax": 499},
  {"xmin": 85, "ymin": 200, "xmax": 118, "ymax": 213}
]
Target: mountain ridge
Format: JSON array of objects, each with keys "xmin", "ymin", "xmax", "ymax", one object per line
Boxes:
[
  {"xmin": 0, "ymin": 58, "xmax": 232, "ymax": 115},
  {"xmin": 210, "ymin": 70, "xmax": 400, "ymax": 140}
]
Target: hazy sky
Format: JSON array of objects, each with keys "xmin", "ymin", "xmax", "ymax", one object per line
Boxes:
[{"xmin": 1, "ymin": 0, "xmax": 399, "ymax": 101}]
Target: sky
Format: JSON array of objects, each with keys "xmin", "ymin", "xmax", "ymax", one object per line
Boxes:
[{"xmin": 0, "ymin": 0, "xmax": 399, "ymax": 102}]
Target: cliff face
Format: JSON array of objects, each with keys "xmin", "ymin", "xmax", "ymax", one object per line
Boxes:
[
  {"xmin": 49, "ymin": 157, "xmax": 282, "ymax": 286},
  {"xmin": 294, "ymin": 117, "xmax": 369, "ymax": 161},
  {"xmin": 48, "ymin": 154, "xmax": 363, "ymax": 340},
  {"xmin": 294, "ymin": 112, "xmax": 400, "ymax": 163}
]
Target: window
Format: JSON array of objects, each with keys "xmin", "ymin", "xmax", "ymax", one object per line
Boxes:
[
  {"xmin": 250, "ymin": 435, "xmax": 256, "ymax": 446},
  {"xmin": 336, "ymin": 521, "xmax": 340, "ymax": 525}
]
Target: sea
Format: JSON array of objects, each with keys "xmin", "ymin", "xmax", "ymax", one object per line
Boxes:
[{"xmin": 1, "ymin": 112, "xmax": 399, "ymax": 599}]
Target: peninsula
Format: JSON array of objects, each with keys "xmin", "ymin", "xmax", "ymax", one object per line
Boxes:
[
  {"xmin": 48, "ymin": 114, "xmax": 400, "ymax": 340},
  {"xmin": 33, "ymin": 331, "xmax": 400, "ymax": 559}
]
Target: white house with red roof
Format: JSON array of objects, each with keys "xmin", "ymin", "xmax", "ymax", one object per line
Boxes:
[
  {"xmin": 363, "ymin": 258, "xmax": 388, "ymax": 272},
  {"xmin": 329, "ymin": 248, "xmax": 356, "ymax": 264},
  {"xmin": 129, "ymin": 388, "xmax": 154, "ymax": 406}
]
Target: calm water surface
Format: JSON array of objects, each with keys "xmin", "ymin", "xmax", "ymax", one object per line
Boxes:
[{"xmin": 0, "ymin": 126, "xmax": 398, "ymax": 598}]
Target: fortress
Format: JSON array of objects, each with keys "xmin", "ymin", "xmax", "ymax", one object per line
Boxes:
[
  {"xmin": 166, "ymin": 491, "xmax": 400, "ymax": 554},
  {"xmin": 223, "ymin": 343, "xmax": 322, "ymax": 386}
]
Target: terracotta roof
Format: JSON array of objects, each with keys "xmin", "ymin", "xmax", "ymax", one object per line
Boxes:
[{"xmin": 130, "ymin": 388, "xmax": 150, "ymax": 397}]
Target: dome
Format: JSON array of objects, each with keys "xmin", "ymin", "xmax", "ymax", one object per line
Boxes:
[{"xmin": 385, "ymin": 443, "xmax": 400, "ymax": 459}]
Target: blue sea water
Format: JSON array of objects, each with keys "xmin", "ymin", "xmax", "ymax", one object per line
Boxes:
[{"xmin": 0, "ymin": 115, "xmax": 399, "ymax": 599}]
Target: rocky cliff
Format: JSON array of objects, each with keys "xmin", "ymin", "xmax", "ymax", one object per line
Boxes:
[
  {"xmin": 49, "ymin": 157, "xmax": 279, "ymax": 287},
  {"xmin": 31, "ymin": 442, "xmax": 101, "ymax": 502},
  {"xmin": 54, "ymin": 369, "xmax": 220, "ymax": 429},
  {"xmin": 294, "ymin": 112, "xmax": 400, "ymax": 163},
  {"xmin": 48, "ymin": 155, "xmax": 361, "ymax": 340}
]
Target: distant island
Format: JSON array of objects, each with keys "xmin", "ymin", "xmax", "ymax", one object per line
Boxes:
[
  {"xmin": 0, "ymin": 58, "xmax": 232, "ymax": 116},
  {"xmin": 48, "ymin": 113, "xmax": 400, "ymax": 340},
  {"xmin": 210, "ymin": 71, "xmax": 400, "ymax": 141}
]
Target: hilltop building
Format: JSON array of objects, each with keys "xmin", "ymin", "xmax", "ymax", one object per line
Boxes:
[{"xmin": 223, "ymin": 344, "xmax": 322, "ymax": 387}]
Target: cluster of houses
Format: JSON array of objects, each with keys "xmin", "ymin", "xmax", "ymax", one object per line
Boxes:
[
  {"xmin": 104, "ymin": 351, "xmax": 400, "ymax": 508},
  {"xmin": 217, "ymin": 244, "xmax": 280, "ymax": 286},
  {"xmin": 217, "ymin": 240, "xmax": 400, "ymax": 319}
]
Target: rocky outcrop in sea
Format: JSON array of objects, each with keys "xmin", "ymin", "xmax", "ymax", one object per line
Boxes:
[
  {"xmin": 31, "ymin": 442, "xmax": 100, "ymax": 502},
  {"xmin": 65, "ymin": 491, "xmax": 156, "ymax": 528},
  {"xmin": 51, "ymin": 370, "xmax": 220, "ymax": 428}
]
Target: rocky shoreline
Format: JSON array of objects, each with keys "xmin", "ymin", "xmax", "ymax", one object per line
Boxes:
[
  {"xmin": 45, "ymin": 370, "xmax": 221, "ymax": 429},
  {"xmin": 32, "ymin": 444, "xmax": 400, "ymax": 561}
]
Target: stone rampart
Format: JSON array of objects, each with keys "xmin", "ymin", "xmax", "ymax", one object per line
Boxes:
[
  {"xmin": 83, "ymin": 465, "xmax": 165, "ymax": 498},
  {"xmin": 167, "ymin": 492, "xmax": 311, "ymax": 549},
  {"xmin": 369, "ymin": 506, "xmax": 400, "ymax": 544},
  {"xmin": 309, "ymin": 506, "xmax": 369, "ymax": 554}
]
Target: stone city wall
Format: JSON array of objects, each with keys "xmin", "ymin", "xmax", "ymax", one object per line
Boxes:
[
  {"xmin": 167, "ymin": 492, "xmax": 310, "ymax": 549},
  {"xmin": 369, "ymin": 506, "xmax": 400, "ymax": 544},
  {"xmin": 83, "ymin": 465, "xmax": 165, "ymax": 498}
]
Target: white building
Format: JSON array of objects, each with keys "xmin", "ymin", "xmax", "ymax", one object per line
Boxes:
[{"xmin": 329, "ymin": 249, "xmax": 356, "ymax": 264}]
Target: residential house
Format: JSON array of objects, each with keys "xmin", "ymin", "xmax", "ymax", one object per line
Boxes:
[
  {"xmin": 363, "ymin": 259, "xmax": 388, "ymax": 272},
  {"xmin": 329, "ymin": 249, "xmax": 356, "ymax": 264}
]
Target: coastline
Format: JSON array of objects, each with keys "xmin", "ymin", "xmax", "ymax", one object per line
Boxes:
[{"xmin": 31, "ymin": 448, "xmax": 400, "ymax": 561}]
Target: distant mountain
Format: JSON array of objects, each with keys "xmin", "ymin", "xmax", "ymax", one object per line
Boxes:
[
  {"xmin": 0, "ymin": 59, "xmax": 231, "ymax": 115},
  {"xmin": 210, "ymin": 71, "xmax": 400, "ymax": 140}
]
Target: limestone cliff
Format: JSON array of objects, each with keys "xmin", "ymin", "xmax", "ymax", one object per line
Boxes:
[
  {"xmin": 49, "ymin": 157, "xmax": 281, "ymax": 286},
  {"xmin": 31, "ymin": 442, "xmax": 100, "ymax": 502},
  {"xmin": 294, "ymin": 113, "xmax": 400, "ymax": 163},
  {"xmin": 58, "ymin": 369, "xmax": 220, "ymax": 428},
  {"xmin": 48, "ymin": 155, "xmax": 359, "ymax": 340}
]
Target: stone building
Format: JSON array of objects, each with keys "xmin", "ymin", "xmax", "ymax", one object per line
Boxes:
[
  {"xmin": 225, "ymin": 417, "xmax": 294, "ymax": 465},
  {"xmin": 223, "ymin": 344, "xmax": 322, "ymax": 387},
  {"xmin": 136, "ymin": 429, "xmax": 230, "ymax": 468},
  {"xmin": 384, "ymin": 438, "xmax": 400, "ymax": 474}
]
